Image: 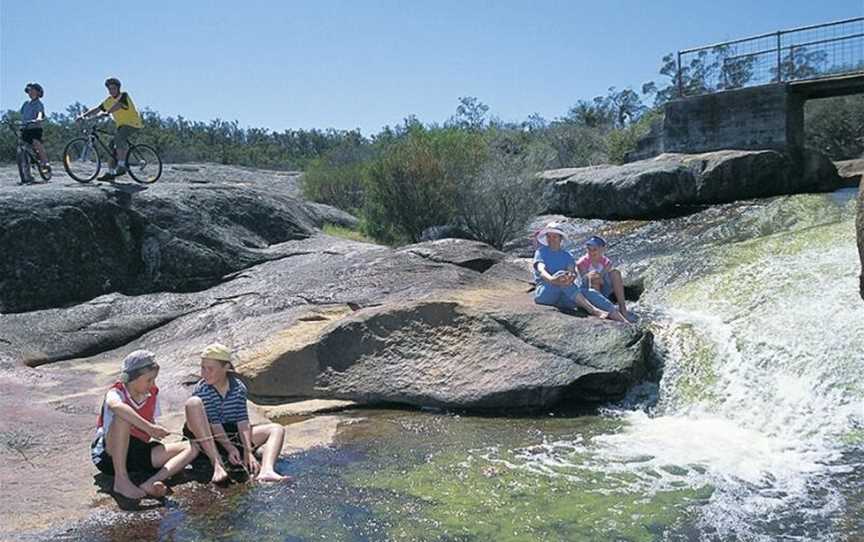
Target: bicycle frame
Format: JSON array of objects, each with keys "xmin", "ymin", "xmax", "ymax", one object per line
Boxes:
[
  {"xmin": 5, "ymin": 121, "xmax": 40, "ymax": 164},
  {"xmin": 76, "ymin": 124, "xmax": 117, "ymax": 162}
]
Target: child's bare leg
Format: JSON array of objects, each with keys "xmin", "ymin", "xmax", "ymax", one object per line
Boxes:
[
  {"xmin": 141, "ymin": 442, "xmax": 199, "ymax": 497},
  {"xmin": 574, "ymin": 292, "xmax": 609, "ymax": 319},
  {"xmin": 610, "ymin": 270, "xmax": 629, "ymax": 317},
  {"xmin": 251, "ymin": 424, "xmax": 288, "ymax": 482},
  {"xmin": 185, "ymin": 397, "xmax": 229, "ymax": 483},
  {"xmin": 32, "ymin": 141, "xmax": 48, "ymax": 165},
  {"xmin": 105, "ymin": 419, "xmax": 146, "ymax": 499}
]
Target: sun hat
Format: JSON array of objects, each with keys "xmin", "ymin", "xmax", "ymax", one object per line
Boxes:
[
  {"xmin": 201, "ymin": 343, "xmax": 234, "ymax": 369},
  {"xmin": 535, "ymin": 222, "xmax": 567, "ymax": 247},
  {"xmin": 121, "ymin": 350, "xmax": 158, "ymax": 383},
  {"xmin": 585, "ymin": 235, "xmax": 607, "ymax": 248}
]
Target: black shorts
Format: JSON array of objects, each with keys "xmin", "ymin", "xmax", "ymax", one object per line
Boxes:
[
  {"xmin": 183, "ymin": 422, "xmax": 245, "ymax": 457},
  {"xmin": 21, "ymin": 128, "xmax": 43, "ymax": 145},
  {"xmin": 93, "ymin": 436, "xmax": 159, "ymax": 476}
]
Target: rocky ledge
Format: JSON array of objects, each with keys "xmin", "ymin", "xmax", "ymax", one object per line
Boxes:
[
  {"xmin": 540, "ymin": 149, "xmax": 841, "ymax": 219},
  {"xmin": 0, "ymin": 174, "xmax": 652, "ymax": 412}
]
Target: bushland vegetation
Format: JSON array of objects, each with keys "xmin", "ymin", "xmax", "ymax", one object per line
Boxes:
[{"xmin": 1, "ymin": 52, "xmax": 852, "ymax": 248}]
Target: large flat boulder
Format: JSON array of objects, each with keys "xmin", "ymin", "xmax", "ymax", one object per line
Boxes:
[
  {"xmin": 541, "ymin": 149, "xmax": 841, "ymax": 219},
  {"xmin": 239, "ymin": 296, "xmax": 650, "ymax": 410},
  {"xmin": 0, "ymin": 181, "xmax": 353, "ymax": 313}
]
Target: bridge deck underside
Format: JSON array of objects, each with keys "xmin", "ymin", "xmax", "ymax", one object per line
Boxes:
[{"xmin": 790, "ymin": 73, "xmax": 864, "ymax": 99}]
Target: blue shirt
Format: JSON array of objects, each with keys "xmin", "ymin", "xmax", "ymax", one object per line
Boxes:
[
  {"xmin": 532, "ymin": 245, "xmax": 575, "ymax": 284},
  {"xmin": 193, "ymin": 375, "xmax": 249, "ymax": 424},
  {"xmin": 20, "ymin": 99, "xmax": 44, "ymax": 129}
]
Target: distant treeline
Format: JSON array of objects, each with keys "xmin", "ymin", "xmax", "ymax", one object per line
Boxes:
[
  {"xmin": 0, "ymin": 103, "xmax": 362, "ymax": 170},
  {"xmin": 0, "ymin": 53, "xmax": 856, "ymax": 248}
]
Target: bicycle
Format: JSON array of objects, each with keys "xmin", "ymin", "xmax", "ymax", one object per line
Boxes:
[
  {"xmin": 63, "ymin": 119, "xmax": 162, "ymax": 184},
  {"xmin": 5, "ymin": 120, "xmax": 52, "ymax": 184}
]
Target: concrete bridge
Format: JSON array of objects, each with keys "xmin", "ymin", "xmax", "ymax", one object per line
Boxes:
[{"xmin": 631, "ymin": 17, "xmax": 864, "ymax": 160}]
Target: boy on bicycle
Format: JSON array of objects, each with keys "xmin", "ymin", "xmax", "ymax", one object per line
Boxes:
[
  {"xmin": 20, "ymin": 83, "xmax": 50, "ymax": 181},
  {"xmin": 78, "ymin": 77, "xmax": 143, "ymax": 181}
]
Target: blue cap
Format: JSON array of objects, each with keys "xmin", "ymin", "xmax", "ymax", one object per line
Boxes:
[{"xmin": 586, "ymin": 235, "xmax": 607, "ymax": 248}]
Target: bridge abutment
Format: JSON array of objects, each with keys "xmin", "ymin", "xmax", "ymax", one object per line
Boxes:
[
  {"xmin": 630, "ymin": 84, "xmax": 804, "ymax": 161},
  {"xmin": 629, "ymin": 74, "xmax": 864, "ymax": 161}
]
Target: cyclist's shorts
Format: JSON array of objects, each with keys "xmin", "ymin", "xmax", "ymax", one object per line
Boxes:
[
  {"xmin": 113, "ymin": 125, "xmax": 139, "ymax": 150},
  {"xmin": 21, "ymin": 128, "xmax": 43, "ymax": 145}
]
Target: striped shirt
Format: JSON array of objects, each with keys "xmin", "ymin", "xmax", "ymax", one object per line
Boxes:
[{"xmin": 193, "ymin": 376, "xmax": 249, "ymax": 424}]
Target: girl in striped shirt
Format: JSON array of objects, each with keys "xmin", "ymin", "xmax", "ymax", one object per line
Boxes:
[{"xmin": 183, "ymin": 343, "xmax": 288, "ymax": 483}]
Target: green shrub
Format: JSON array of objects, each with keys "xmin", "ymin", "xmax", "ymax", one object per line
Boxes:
[
  {"xmin": 322, "ymin": 223, "xmax": 377, "ymax": 244},
  {"xmin": 362, "ymin": 127, "xmax": 486, "ymax": 244},
  {"xmin": 457, "ymin": 150, "xmax": 544, "ymax": 250},
  {"xmin": 805, "ymin": 95, "xmax": 864, "ymax": 160},
  {"xmin": 302, "ymin": 158, "xmax": 366, "ymax": 212},
  {"xmin": 606, "ymin": 109, "xmax": 662, "ymax": 164}
]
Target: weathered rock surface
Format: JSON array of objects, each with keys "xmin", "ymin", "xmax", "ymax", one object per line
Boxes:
[
  {"xmin": 1, "ymin": 233, "xmax": 650, "ymax": 409},
  {"xmin": 511, "ymin": 190, "xmax": 857, "ymax": 304},
  {"xmin": 0, "ymin": 180, "xmax": 358, "ymax": 313},
  {"xmin": 0, "ymin": 173, "xmax": 652, "ymax": 410},
  {"xmin": 858, "ymin": 186, "xmax": 864, "ymax": 300},
  {"xmin": 541, "ymin": 149, "xmax": 841, "ymax": 219},
  {"xmin": 240, "ymin": 297, "xmax": 649, "ymax": 409},
  {"xmin": 0, "ymin": 167, "xmax": 654, "ymax": 535},
  {"xmin": 835, "ymin": 158, "xmax": 864, "ymax": 188}
]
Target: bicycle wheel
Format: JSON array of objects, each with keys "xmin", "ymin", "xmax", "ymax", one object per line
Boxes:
[
  {"xmin": 63, "ymin": 138, "xmax": 101, "ymax": 183},
  {"xmin": 15, "ymin": 146, "xmax": 31, "ymax": 183},
  {"xmin": 36, "ymin": 153, "xmax": 52, "ymax": 181},
  {"xmin": 127, "ymin": 144, "xmax": 162, "ymax": 184}
]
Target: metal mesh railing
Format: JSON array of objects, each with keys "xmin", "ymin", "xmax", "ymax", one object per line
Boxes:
[{"xmin": 676, "ymin": 16, "xmax": 864, "ymax": 97}]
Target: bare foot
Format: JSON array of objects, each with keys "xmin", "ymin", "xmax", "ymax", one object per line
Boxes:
[
  {"xmin": 609, "ymin": 310, "xmax": 630, "ymax": 324},
  {"xmin": 595, "ymin": 310, "xmax": 609, "ymax": 320},
  {"xmin": 256, "ymin": 470, "xmax": 291, "ymax": 483},
  {"xmin": 141, "ymin": 480, "xmax": 168, "ymax": 498},
  {"xmin": 113, "ymin": 478, "xmax": 146, "ymax": 500},
  {"xmin": 211, "ymin": 463, "xmax": 230, "ymax": 484}
]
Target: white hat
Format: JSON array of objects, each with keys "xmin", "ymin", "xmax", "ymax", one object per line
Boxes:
[{"xmin": 535, "ymin": 222, "xmax": 567, "ymax": 246}]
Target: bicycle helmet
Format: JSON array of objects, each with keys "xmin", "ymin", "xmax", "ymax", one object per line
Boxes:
[
  {"xmin": 105, "ymin": 77, "xmax": 122, "ymax": 88},
  {"xmin": 24, "ymin": 83, "xmax": 44, "ymax": 98}
]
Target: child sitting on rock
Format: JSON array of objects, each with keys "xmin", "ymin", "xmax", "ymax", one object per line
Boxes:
[
  {"xmin": 532, "ymin": 223, "xmax": 626, "ymax": 322},
  {"xmin": 576, "ymin": 236, "xmax": 633, "ymax": 321},
  {"xmin": 183, "ymin": 343, "xmax": 289, "ymax": 483},
  {"xmin": 91, "ymin": 350, "xmax": 199, "ymax": 500}
]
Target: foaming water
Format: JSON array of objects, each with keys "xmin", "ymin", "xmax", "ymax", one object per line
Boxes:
[{"xmin": 488, "ymin": 199, "xmax": 864, "ymax": 538}]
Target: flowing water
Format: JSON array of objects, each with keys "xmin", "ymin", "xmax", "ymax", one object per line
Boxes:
[{"xmin": 56, "ymin": 191, "xmax": 864, "ymax": 542}]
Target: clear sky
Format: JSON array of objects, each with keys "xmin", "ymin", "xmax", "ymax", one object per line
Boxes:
[{"xmin": 1, "ymin": 0, "xmax": 862, "ymax": 135}]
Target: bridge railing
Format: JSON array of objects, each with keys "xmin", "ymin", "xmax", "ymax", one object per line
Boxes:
[{"xmin": 676, "ymin": 16, "xmax": 864, "ymax": 97}]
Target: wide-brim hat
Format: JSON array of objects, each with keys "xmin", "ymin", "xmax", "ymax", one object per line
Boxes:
[{"xmin": 536, "ymin": 222, "xmax": 567, "ymax": 246}]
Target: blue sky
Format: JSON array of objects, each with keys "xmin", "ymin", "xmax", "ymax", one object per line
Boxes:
[{"xmin": 1, "ymin": 1, "xmax": 861, "ymax": 135}]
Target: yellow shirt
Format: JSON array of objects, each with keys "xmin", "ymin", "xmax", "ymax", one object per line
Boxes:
[{"xmin": 100, "ymin": 92, "xmax": 143, "ymax": 129}]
